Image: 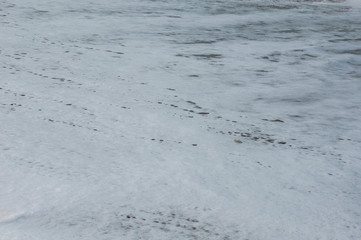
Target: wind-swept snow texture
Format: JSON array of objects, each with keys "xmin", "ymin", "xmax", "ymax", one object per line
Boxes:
[{"xmin": 1, "ymin": 0, "xmax": 361, "ymax": 239}]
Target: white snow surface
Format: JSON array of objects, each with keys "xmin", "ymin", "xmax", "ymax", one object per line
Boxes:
[{"xmin": 1, "ymin": 0, "xmax": 361, "ymax": 239}]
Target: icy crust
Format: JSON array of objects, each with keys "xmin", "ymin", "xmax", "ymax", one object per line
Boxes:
[{"xmin": 1, "ymin": 0, "xmax": 361, "ymax": 239}]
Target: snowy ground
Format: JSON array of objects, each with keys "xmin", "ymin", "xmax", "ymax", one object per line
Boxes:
[{"xmin": 1, "ymin": 0, "xmax": 361, "ymax": 239}]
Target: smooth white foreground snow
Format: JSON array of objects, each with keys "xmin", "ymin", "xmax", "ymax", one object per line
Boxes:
[{"xmin": 1, "ymin": 0, "xmax": 361, "ymax": 239}]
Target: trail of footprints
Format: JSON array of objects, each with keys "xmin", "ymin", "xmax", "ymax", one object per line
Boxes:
[
  {"xmin": 0, "ymin": 86, "xmax": 99, "ymax": 132},
  {"xmin": 1, "ymin": 34, "xmax": 125, "ymax": 95},
  {"xmin": 155, "ymin": 90, "xmax": 292, "ymax": 148},
  {"xmin": 149, "ymin": 88, "xmax": 350, "ymax": 164},
  {"xmin": 39, "ymin": 37, "xmax": 124, "ymax": 57},
  {"xmin": 113, "ymin": 210, "xmax": 239, "ymax": 239},
  {"xmin": 1, "ymin": 62, "xmax": 93, "ymax": 91},
  {"xmin": 52, "ymin": 208, "xmax": 241, "ymax": 240}
]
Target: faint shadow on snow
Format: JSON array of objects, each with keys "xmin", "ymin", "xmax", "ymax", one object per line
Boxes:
[{"xmin": 0, "ymin": 210, "xmax": 25, "ymax": 224}]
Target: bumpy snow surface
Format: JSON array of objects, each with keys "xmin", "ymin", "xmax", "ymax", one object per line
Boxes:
[{"xmin": 1, "ymin": 0, "xmax": 361, "ymax": 239}]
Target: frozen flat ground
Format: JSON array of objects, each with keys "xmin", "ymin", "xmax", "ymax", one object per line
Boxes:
[{"xmin": 1, "ymin": 0, "xmax": 361, "ymax": 239}]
